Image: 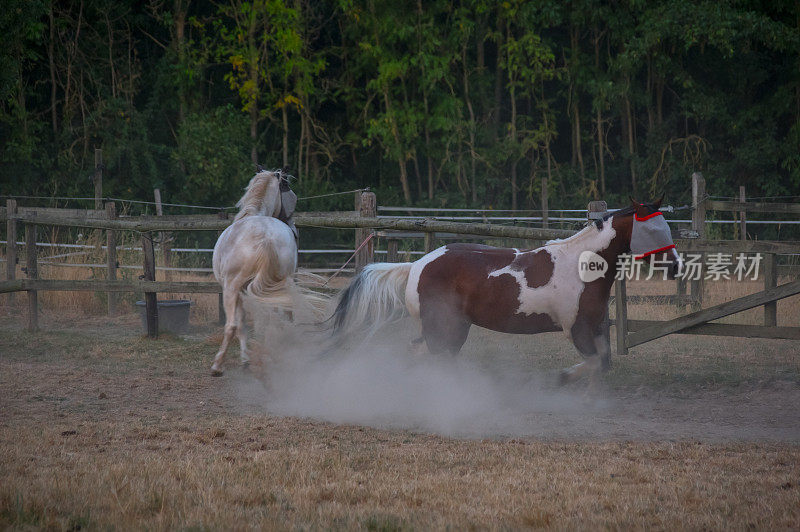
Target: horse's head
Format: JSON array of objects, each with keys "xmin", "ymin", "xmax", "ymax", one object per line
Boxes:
[
  {"xmin": 235, "ymin": 168, "xmax": 295, "ymax": 221},
  {"xmin": 612, "ymin": 196, "xmax": 682, "ymax": 279}
]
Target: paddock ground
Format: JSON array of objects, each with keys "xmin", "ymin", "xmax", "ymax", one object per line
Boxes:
[{"xmin": 1, "ymin": 308, "xmax": 799, "ymax": 529}]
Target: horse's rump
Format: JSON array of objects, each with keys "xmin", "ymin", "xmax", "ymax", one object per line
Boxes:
[{"xmin": 214, "ymin": 217, "xmax": 296, "ymax": 291}]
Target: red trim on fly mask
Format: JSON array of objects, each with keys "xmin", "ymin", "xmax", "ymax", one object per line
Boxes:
[
  {"xmin": 635, "ymin": 244, "xmax": 676, "ymax": 260},
  {"xmin": 634, "ymin": 211, "xmax": 663, "ymax": 222}
]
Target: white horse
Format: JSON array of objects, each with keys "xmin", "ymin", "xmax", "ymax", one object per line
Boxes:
[{"xmin": 211, "ymin": 169, "xmax": 301, "ymax": 375}]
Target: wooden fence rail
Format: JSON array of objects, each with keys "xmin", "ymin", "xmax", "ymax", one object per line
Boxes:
[
  {"xmin": 2, "ymin": 210, "xmax": 577, "ymax": 240},
  {"xmin": 0, "ymin": 279, "xmax": 222, "ymax": 294},
  {"xmin": 622, "ymin": 279, "xmax": 800, "ymax": 348},
  {"xmin": 3, "ymin": 178, "xmax": 799, "ymax": 353}
]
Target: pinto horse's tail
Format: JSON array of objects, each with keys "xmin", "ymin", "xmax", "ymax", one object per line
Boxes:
[{"xmin": 330, "ymin": 262, "xmax": 413, "ymax": 340}]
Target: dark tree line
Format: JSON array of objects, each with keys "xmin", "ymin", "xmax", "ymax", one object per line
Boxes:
[{"xmin": 2, "ymin": 0, "xmax": 799, "ymax": 211}]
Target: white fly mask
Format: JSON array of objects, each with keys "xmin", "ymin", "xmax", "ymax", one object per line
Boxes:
[
  {"xmin": 630, "ymin": 211, "xmax": 676, "ymax": 259},
  {"xmin": 278, "ymin": 177, "xmax": 299, "ymax": 241}
]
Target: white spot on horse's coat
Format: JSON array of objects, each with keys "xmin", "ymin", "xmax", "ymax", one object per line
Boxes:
[
  {"xmin": 488, "ymin": 222, "xmax": 616, "ymax": 337},
  {"xmin": 405, "ymin": 246, "xmax": 449, "ymax": 320}
]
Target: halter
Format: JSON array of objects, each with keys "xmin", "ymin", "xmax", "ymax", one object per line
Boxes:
[
  {"xmin": 593, "ymin": 203, "xmax": 676, "ymax": 260},
  {"xmin": 276, "ymin": 169, "xmax": 299, "ymax": 241},
  {"xmin": 630, "ymin": 210, "xmax": 675, "ymax": 259}
]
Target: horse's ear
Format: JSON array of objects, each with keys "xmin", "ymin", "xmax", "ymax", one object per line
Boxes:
[
  {"xmin": 629, "ymin": 195, "xmax": 639, "ymax": 206},
  {"xmin": 654, "ymin": 194, "xmax": 664, "ymax": 208}
]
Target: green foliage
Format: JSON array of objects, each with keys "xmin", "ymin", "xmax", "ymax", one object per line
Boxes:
[
  {"xmin": 172, "ymin": 106, "xmax": 252, "ymax": 207},
  {"xmin": 0, "ymin": 0, "xmax": 798, "ymax": 216}
]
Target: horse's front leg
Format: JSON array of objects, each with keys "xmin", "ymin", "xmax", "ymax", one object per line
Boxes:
[{"xmin": 559, "ymin": 323, "xmax": 608, "ymax": 387}]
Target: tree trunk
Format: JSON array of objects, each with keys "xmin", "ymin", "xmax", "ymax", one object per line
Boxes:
[
  {"xmin": 282, "ymin": 105, "xmax": 289, "ymax": 167},
  {"xmin": 574, "ymin": 101, "xmax": 585, "ymax": 182},
  {"xmin": 250, "ymin": 104, "xmax": 258, "ymax": 164},
  {"xmin": 569, "ymin": 24, "xmax": 579, "ymax": 170},
  {"xmin": 422, "ymin": 93, "xmax": 434, "ymax": 199},
  {"xmin": 174, "ymin": 0, "xmax": 188, "ymax": 124},
  {"xmin": 383, "ymin": 87, "xmax": 411, "ymax": 203},
  {"xmin": 412, "ymin": 150, "xmax": 423, "ymax": 199},
  {"xmin": 624, "ymin": 85, "xmax": 637, "ymax": 194},
  {"xmin": 297, "ymin": 110, "xmax": 305, "ymax": 181},
  {"xmin": 646, "ymin": 56, "xmax": 654, "ymax": 131},
  {"xmin": 509, "ymin": 87, "xmax": 518, "ymax": 210},
  {"xmin": 48, "ymin": 4, "xmax": 57, "ymax": 135},
  {"xmin": 493, "ymin": 17, "xmax": 504, "ymax": 141},
  {"xmin": 594, "ymin": 28, "xmax": 605, "ymax": 197},
  {"xmin": 463, "ymin": 41, "xmax": 478, "ymax": 205},
  {"xmin": 656, "ymin": 76, "xmax": 664, "ymax": 126}
]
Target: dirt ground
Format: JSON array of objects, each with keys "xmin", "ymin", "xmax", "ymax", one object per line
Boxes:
[{"xmin": 1, "ymin": 310, "xmax": 799, "ymax": 529}]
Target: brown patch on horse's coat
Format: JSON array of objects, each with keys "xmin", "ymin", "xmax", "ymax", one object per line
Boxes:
[
  {"xmin": 416, "ymin": 244, "xmax": 560, "ymax": 353},
  {"xmin": 516, "ymin": 250, "xmax": 554, "ymax": 289}
]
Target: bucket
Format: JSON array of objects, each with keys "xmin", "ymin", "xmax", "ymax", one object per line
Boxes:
[{"xmin": 135, "ymin": 299, "xmax": 192, "ymax": 334}]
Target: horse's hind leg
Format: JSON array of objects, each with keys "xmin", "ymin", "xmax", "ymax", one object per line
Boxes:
[
  {"xmin": 235, "ymin": 297, "xmax": 250, "ymax": 368},
  {"xmin": 420, "ymin": 304, "xmax": 471, "ymax": 356},
  {"xmin": 211, "ymin": 288, "xmax": 240, "ymax": 376}
]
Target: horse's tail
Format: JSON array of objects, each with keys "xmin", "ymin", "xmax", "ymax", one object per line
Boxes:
[
  {"xmin": 330, "ymin": 262, "xmax": 413, "ymax": 340},
  {"xmin": 244, "ymin": 243, "xmax": 329, "ymax": 320},
  {"xmin": 243, "ymin": 237, "xmax": 296, "ymax": 309}
]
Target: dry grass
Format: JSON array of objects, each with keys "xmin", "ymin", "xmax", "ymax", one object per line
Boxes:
[
  {"xmin": 3, "ymin": 421, "xmax": 799, "ymax": 530},
  {"xmin": 2, "ymin": 238, "xmax": 800, "ymax": 529},
  {"xmin": 1, "ymin": 313, "xmax": 800, "ymax": 530}
]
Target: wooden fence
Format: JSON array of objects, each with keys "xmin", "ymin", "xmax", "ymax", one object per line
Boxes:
[
  {"xmin": 2, "ymin": 181, "xmax": 799, "ymax": 357},
  {"xmin": 0, "ymin": 192, "xmax": 574, "ymax": 337},
  {"xmin": 612, "ymin": 173, "xmax": 800, "ymax": 354}
]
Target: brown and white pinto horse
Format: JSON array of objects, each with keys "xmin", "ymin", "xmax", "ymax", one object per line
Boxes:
[{"xmin": 330, "ymin": 199, "xmax": 681, "ymax": 384}]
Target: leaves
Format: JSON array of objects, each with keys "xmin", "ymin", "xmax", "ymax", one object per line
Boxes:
[{"xmin": 0, "ymin": 0, "xmax": 798, "ymax": 214}]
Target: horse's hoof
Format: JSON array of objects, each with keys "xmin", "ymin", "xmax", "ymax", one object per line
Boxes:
[
  {"xmin": 211, "ymin": 367, "xmax": 224, "ymax": 377},
  {"xmin": 558, "ymin": 370, "xmax": 571, "ymax": 386},
  {"xmin": 241, "ymin": 361, "xmax": 250, "ymax": 371}
]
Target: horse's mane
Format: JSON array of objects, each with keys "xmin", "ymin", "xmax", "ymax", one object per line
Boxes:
[
  {"xmin": 234, "ymin": 170, "xmax": 280, "ymax": 221},
  {"xmin": 544, "ymin": 224, "xmax": 599, "ymax": 247},
  {"xmin": 545, "ymin": 203, "xmax": 653, "ymax": 248}
]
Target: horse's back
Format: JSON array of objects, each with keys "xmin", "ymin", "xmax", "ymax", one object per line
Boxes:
[
  {"xmin": 213, "ymin": 216, "xmax": 297, "ymax": 283},
  {"xmin": 408, "ymin": 243, "xmax": 562, "ymax": 335}
]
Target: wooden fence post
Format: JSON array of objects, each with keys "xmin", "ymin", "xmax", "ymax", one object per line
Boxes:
[
  {"xmin": 739, "ymin": 185, "xmax": 747, "ymax": 241},
  {"xmin": 387, "ymin": 238, "xmax": 399, "ymax": 263},
  {"xmin": 676, "ymin": 276, "xmax": 687, "ymax": 312},
  {"xmin": 105, "ymin": 202, "xmax": 117, "ymax": 316},
  {"xmin": 691, "ymin": 172, "xmax": 706, "ymax": 311},
  {"xmin": 154, "ymin": 188, "xmax": 172, "ymax": 280},
  {"xmin": 615, "ymin": 277, "xmax": 628, "ymax": 356},
  {"xmin": 94, "ymin": 148, "xmax": 103, "ymax": 210},
  {"xmin": 6, "ymin": 199, "xmax": 17, "ymax": 305},
  {"xmin": 424, "ymin": 231, "xmax": 435, "ymax": 254},
  {"xmin": 142, "ymin": 232, "xmax": 158, "ymax": 338},
  {"xmin": 764, "ymin": 253, "xmax": 777, "ymax": 326},
  {"xmin": 541, "ymin": 176, "xmax": 549, "ymax": 229},
  {"xmin": 355, "ymin": 191, "xmax": 376, "ymax": 271},
  {"xmin": 25, "ymin": 222, "xmax": 38, "ymax": 331}
]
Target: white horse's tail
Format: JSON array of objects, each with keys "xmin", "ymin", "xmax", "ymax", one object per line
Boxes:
[
  {"xmin": 243, "ymin": 241, "xmax": 329, "ymax": 320},
  {"xmin": 330, "ymin": 262, "xmax": 413, "ymax": 339}
]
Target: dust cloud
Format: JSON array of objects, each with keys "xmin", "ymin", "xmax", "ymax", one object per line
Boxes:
[{"xmin": 234, "ymin": 299, "xmax": 601, "ymax": 438}]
